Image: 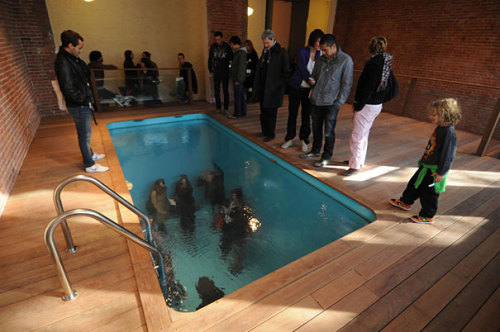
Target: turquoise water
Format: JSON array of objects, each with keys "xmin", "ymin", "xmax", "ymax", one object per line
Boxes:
[{"xmin": 108, "ymin": 114, "xmax": 375, "ymax": 312}]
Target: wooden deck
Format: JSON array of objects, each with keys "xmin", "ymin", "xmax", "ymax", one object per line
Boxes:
[{"xmin": 0, "ymin": 100, "xmax": 498, "ymax": 331}]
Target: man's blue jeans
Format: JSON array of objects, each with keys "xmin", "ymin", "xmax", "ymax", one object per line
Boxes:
[
  {"xmin": 311, "ymin": 104, "xmax": 339, "ymax": 160},
  {"xmin": 68, "ymin": 105, "xmax": 94, "ymax": 168}
]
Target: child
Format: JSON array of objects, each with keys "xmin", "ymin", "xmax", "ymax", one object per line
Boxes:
[{"xmin": 390, "ymin": 98, "xmax": 461, "ymax": 223}]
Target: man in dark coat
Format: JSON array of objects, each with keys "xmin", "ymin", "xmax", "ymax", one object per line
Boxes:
[
  {"xmin": 252, "ymin": 29, "xmax": 290, "ymax": 142},
  {"xmin": 54, "ymin": 30, "xmax": 108, "ymax": 173}
]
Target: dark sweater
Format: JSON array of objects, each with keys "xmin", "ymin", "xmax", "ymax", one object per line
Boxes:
[
  {"xmin": 208, "ymin": 42, "xmax": 233, "ymax": 76},
  {"xmin": 420, "ymin": 126, "xmax": 457, "ymax": 175},
  {"xmin": 353, "ymin": 54, "xmax": 385, "ymax": 111}
]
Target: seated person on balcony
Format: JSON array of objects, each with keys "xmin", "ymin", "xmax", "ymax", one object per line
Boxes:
[
  {"xmin": 88, "ymin": 50, "xmax": 134, "ymax": 107},
  {"xmin": 87, "ymin": 50, "xmax": 117, "ymax": 100},
  {"xmin": 141, "ymin": 51, "xmax": 161, "ymax": 102},
  {"xmin": 123, "ymin": 50, "xmax": 141, "ymax": 96},
  {"xmin": 170, "ymin": 53, "xmax": 198, "ymax": 101}
]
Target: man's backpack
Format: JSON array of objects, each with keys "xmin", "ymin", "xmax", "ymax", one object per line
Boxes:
[{"xmin": 382, "ymin": 70, "xmax": 399, "ymax": 103}]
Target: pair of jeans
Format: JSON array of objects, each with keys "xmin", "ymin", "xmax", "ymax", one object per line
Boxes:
[
  {"xmin": 285, "ymin": 87, "xmax": 311, "ymax": 143},
  {"xmin": 233, "ymin": 82, "xmax": 247, "ymax": 117},
  {"xmin": 401, "ymin": 166, "xmax": 440, "ymax": 218},
  {"xmin": 259, "ymin": 103, "xmax": 278, "ymax": 138},
  {"xmin": 67, "ymin": 106, "xmax": 94, "ymax": 168},
  {"xmin": 213, "ymin": 73, "xmax": 229, "ymax": 110},
  {"xmin": 349, "ymin": 104, "xmax": 383, "ymax": 169},
  {"xmin": 311, "ymin": 104, "xmax": 339, "ymax": 160}
]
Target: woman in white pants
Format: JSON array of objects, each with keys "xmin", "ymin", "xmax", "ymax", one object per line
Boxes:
[{"xmin": 342, "ymin": 37, "xmax": 393, "ymax": 176}]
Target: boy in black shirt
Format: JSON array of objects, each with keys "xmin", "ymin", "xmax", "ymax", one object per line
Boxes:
[{"xmin": 390, "ymin": 98, "xmax": 462, "ymax": 223}]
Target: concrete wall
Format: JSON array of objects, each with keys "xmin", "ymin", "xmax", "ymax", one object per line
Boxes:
[
  {"xmin": 272, "ymin": 0, "xmax": 292, "ymax": 50},
  {"xmin": 306, "ymin": 0, "xmax": 332, "ymax": 41},
  {"xmin": 248, "ymin": 0, "xmax": 266, "ymax": 48}
]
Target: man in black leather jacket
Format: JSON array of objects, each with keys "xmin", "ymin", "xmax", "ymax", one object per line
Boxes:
[{"xmin": 54, "ymin": 30, "xmax": 108, "ymax": 173}]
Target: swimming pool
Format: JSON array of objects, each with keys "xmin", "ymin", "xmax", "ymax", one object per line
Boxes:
[{"xmin": 108, "ymin": 113, "xmax": 375, "ymax": 312}]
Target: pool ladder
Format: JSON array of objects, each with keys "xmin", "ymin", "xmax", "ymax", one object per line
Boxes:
[{"xmin": 45, "ymin": 174, "xmax": 167, "ymax": 301}]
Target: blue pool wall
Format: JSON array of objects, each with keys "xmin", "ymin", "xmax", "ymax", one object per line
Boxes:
[{"xmin": 107, "ymin": 113, "xmax": 376, "ymax": 223}]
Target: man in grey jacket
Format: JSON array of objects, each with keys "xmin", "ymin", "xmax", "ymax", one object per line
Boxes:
[
  {"xmin": 228, "ymin": 36, "xmax": 247, "ymax": 119},
  {"xmin": 301, "ymin": 34, "xmax": 353, "ymax": 167}
]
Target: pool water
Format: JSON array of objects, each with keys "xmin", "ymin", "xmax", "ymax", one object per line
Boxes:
[{"xmin": 108, "ymin": 114, "xmax": 375, "ymax": 312}]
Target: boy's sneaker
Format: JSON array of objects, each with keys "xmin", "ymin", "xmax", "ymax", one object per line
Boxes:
[
  {"xmin": 301, "ymin": 140, "xmax": 308, "ymax": 152},
  {"xmin": 410, "ymin": 215, "xmax": 435, "ymax": 224},
  {"xmin": 281, "ymin": 140, "xmax": 293, "ymax": 149},
  {"xmin": 92, "ymin": 153, "xmax": 105, "ymax": 161},
  {"xmin": 389, "ymin": 198, "xmax": 412, "ymax": 211},
  {"xmin": 85, "ymin": 163, "xmax": 109, "ymax": 173}
]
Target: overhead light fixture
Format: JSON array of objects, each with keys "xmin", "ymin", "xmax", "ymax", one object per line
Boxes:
[
  {"xmin": 248, "ymin": 7, "xmax": 254, "ymax": 16},
  {"xmin": 84, "ymin": 0, "xmax": 95, "ymax": 2}
]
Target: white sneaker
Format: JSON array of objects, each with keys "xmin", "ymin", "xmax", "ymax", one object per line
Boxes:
[
  {"xmin": 301, "ymin": 140, "xmax": 308, "ymax": 152},
  {"xmin": 281, "ymin": 140, "xmax": 293, "ymax": 149},
  {"xmin": 92, "ymin": 153, "xmax": 105, "ymax": 161},
  {"xmin": 85, "ymin": 163, "xmax": 109, "ymax": 173},
  {"xmin": 113, "ymin": 97, "xmax": 124, "ymax": 107}
]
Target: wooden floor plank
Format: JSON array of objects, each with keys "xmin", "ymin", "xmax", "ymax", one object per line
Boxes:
[
  {"xmin": 340, "ymin": 209, "xmax": 499, "ymax": 331},
  {"xmin": 33, "ymin": 292, "xmax": 144, "ymax": 332},
  {"xmin": 296, "ymin": 286, "xmax": 379, "ymax": 331},
  {"xmin": 383, "ymin": 229, "xmax": 500, "ymax": 331},
  {"xmin": 461, "ymin": 287, "xmax": 500, "ymax": 332},
  {"xmin": 249, "ymin": 296, "xmax": 323, "ymax": 332}
]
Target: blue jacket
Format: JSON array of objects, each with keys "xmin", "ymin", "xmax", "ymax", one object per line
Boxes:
[{"xmin": 289, "ymin": 47, "xmax": 321, "ymax": 90}]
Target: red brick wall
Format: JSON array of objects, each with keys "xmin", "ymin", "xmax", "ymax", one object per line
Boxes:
[
  {"xmin": 207, "ymin": 0, "xmax": 248, "ymax": 47},
  {"xmin": 0, "ymin": 0, "xmax": 59, "ymax": 215},
  {"xmin": 334, "ymin": 0, "xmax": 500, "ymax": 138}
]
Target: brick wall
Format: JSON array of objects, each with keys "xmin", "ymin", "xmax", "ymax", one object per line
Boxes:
[
  {"xmin": 0, "ymin": 0, "xmax": 59, "ymax": 216},
  {"xmin": 207, "ymin": 0, "xmax": 248, "ymax": 48},
  {"xmin": 334, "ymin": 0, "xmax": 500, "ymax": 138}
]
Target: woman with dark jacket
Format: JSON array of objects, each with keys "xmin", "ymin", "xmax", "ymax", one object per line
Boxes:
[
  {"xmin": 282, "ymin": 29, "xmax": 324, "ymax": 152},
  {"xmin": 244, "ymin": 39, "xmax": 258, "ymax": 102},
  {"xmin": 123, "ymin": 50, "xmax": 141, "ymax": 96},
  {"xmin": 342, "ymin": 36, "xmax": 393, "ymax": 176},
  {"xmin": 252, "ymin": 29, "xmax": 290, "ymax": 142},
  {"xmin": 141, "ymin": 51, "xmax": 160, "ymax": 101}
]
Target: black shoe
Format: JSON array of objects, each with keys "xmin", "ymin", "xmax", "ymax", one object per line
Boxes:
[
  {"xmin": 255, "ymin": 133, "xmax": 266, "ymax": 137},
  {"xmin": 263, "ymin": 136, "xmax": 275, "ymax": 142},
  {"xmin": 227, "ymin": 115, "xmax": 239, "ymax": 119},
  {"xmin": 313, "ymin": 159, "xmax": 331, "ymax": 167},
  {"xmin": 300, "ymin": 152, "xmax": 320, "ymax": 159},
  {"xmin": 341, "ymin": 168, "xmax": 359, "ymax": 176}
]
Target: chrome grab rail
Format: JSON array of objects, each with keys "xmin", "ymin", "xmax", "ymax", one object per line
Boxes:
[
  {"xmin": 45, "ymin": 208, "xmax": 167, "ymax": 301},
  {"xmin": 54, "ymin": 174, "xmax": 153, "ymax": 253}
]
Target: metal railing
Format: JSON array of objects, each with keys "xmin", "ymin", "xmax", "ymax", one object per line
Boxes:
[
  {"xmin": 90, "ymin": 67, "xmax": 194, "ymax": 112},
  {"xmin": 45, "ymin": 208, "xmax": 166, "ymax": 301},
  {"xmin": 54, "ymin": 174, "xmax": 153, "ymax": 253}
]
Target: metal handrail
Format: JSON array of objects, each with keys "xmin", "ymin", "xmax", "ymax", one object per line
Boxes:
[
  {"xmin": 54, "ymin": 174, "xmax": 153, "ymax": 253},
  {"xmin": 45, "ymin": 208, "xmax": 166, "ymax": 301}
]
